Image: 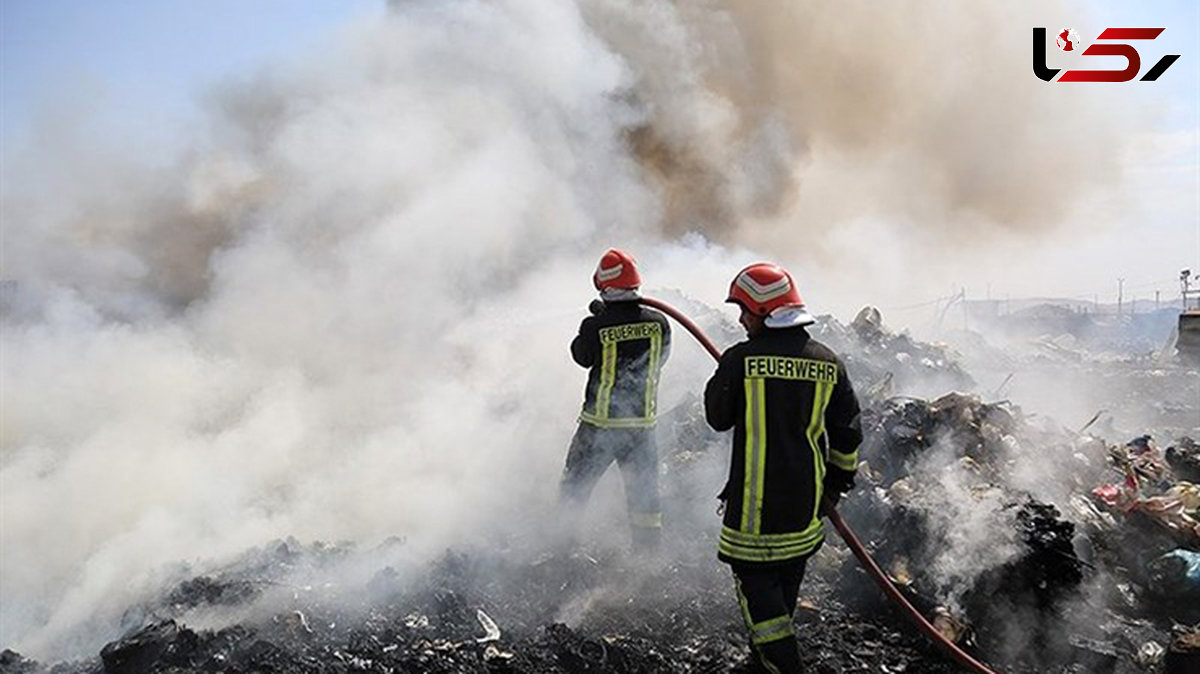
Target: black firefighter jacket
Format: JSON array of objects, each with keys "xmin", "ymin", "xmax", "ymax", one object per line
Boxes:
[
  {"xmin": 704, "ymin": 326, "xmax": 862, "ymax": 565},
  {"xmin": 572, "ymin": 301, "xmax": 671, "ymax": 429}
]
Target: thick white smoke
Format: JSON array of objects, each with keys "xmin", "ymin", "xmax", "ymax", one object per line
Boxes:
[
  {"xmin": 1, "ymin": 0, "xmax": 1162, "ymax": 661},
  {"xmin": 0, "ymin": 1, "xmax": 659, "ymax": 658}
]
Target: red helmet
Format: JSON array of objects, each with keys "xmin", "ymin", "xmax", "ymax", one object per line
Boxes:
[
  {"xmin": 727, "ymin": 262, "xmax": 805, "ymax": 317},
  {"xmin": 593, "ymin": 248, "xmax": 642, "ymax": 291}
]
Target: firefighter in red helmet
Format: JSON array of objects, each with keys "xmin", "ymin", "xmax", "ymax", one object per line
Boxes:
[
  {"xmin": 705, "ymin": 262, "xmax": 862, "ymax": 673},
  {"xmin": 560, "ymin": 249, "xmax": 671, "ymax": 549}
]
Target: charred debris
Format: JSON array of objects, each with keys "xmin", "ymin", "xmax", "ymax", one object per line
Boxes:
[{"xmin": 5, "ymin": 308, "xmax": 1198, "ymax": 674}]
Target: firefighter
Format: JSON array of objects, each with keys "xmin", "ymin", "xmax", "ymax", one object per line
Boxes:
[
  {"xmin": 560, "ymin": 248, "xmax": 671, "ymax": 549},
  {"xmin": 704, "ymin": 262, "xmax": 862, "ymax": 673}
]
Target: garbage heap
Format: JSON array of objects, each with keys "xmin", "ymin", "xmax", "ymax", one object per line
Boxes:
[
  {"xmin": 809, "ymin": 307, "xmax": 976, "ymax": 401},
  {"xmin": 837, "ymin": 391, "xmax": 1200, "ymax": 673},
  {"xmin": 4, "ymin": 307, "xmax": 1198, "ymax": 674}
]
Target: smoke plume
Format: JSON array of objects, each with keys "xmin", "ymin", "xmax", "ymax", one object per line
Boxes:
[{"xmin": 1, "ymin": 0, "xmax": 1141, "ymax": 660}]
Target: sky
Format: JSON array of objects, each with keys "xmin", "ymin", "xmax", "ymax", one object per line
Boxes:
[
  {"xmin": 1, "ymin": 0, "xmax": 1196, "ymax": 308},
  {"xmin": 1075, "ymin": 0, "xmax": 1199, "ymax": 305},
  {"xmin": 1, "ymin": 1, "xmax": 383, "ymax": 152}
]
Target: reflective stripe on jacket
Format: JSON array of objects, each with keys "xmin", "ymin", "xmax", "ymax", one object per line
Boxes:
[
  {"xmin": 572, "ymin": 301, "xmax": 671, "ymax": 428},
  {"xmin": 704, "ymin": 326, "xmax": 861, "ymax": 565}
]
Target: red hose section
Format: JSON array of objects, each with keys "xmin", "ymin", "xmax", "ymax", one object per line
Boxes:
[
  {"xmin": 638, "ymin": 297, "xmax": 723, "ymax": 361},
  {"xmin": 639, "ymin": 295, "xmax": 1001, "ymax": 674}
]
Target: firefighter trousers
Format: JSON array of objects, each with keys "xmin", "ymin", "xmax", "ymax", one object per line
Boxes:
[
  {"xmin": 732, "ymin": 558, "xmax": 809, "ymax": 674},
  {"xmin": 559, "ymin": 423, "xmax": 661, "ymax": 548}
]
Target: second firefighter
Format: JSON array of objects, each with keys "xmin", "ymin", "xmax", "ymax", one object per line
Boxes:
[
  {"xmin": 705, "ymin": 262, "xmax": 863, "ymax": 673},
  {"xmin": 561, "ymin": 248, "xmax": 671, "ymax": 549}
]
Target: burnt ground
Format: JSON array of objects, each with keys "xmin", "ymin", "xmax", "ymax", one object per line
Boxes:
[
  {"xmin": 10, "ymin": 514, "xmax": 1194, "ymax": 674},
  {"xmin": 3, "ymin": 535, "xmax": 968, "ymax": 674}
]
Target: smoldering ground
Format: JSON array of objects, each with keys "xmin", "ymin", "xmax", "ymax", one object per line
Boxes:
[{"xmin": 0, "ymin": 0, "xmax": 1185, "ymax": 666}]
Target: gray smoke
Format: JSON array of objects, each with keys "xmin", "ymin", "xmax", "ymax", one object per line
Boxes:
[{"xmin": 585, "ymin": 0, "xmax": 1126, "ymax": 245}]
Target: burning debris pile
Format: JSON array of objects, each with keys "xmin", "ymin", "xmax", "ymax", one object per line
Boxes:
[
  {"xmin": 838, "ymin": 391, "xmax": 1200, "ymax": 673},
  {"xmin": 4, "ymin": 312, "xmax": 1198, "ymax": 674},
  {"xmin": 809, "ymin": 307, "xmax": 976, "ymax": 401}
]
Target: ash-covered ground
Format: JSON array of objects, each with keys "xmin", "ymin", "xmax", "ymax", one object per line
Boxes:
[{"xmin": 3, "ymin": 306, "xmax": 1198, "ymax": 674}]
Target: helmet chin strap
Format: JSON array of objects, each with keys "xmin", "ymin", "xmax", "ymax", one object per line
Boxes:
[
  {"xmin": 763, "ymin": 305, "xmax": 815, "ymax": 328},
  {"xmin": 600, "ymin": 288, "xmax": 641, "ymax": 302}
]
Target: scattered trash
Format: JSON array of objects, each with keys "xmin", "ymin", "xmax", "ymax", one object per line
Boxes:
[
  {"xmin": 931, "ymin": 607, "xmax": 968, "ymax": 645},
  {"xmin": 1146, "ymin": 549, "xmax": 1200, "ymax": 598},
  {"xmin": 1138, "ymin": 640, "xmax": 1166, "ymax": 666},
  {"xmin": 403, "ymin": 613, "xmax": 430, "ymax": 629},
  {"xmin": 279, "ymin": 610, "xmax": 313, "ymax": 635},
  {"xmin": 1166, "ymin": 437, "xmax": 1200, "ymax": 483},
  {"xmin": 0, "ymin": 649, "xmax": 39, "ymax": 674},
  {"xmin": 475, "ymin": 608, "xmax": 501, "ymax": 643},
  {"xmin": 809, "ymin": 308, "xmax": 976, "ymax": 400},
  {"xmin": 482, "ymin": 643, "xmax": 515, "ymax": 664},
  {"xmin": 98, "ymin": 621, "xmax": 199, "ymax": 674},
  {"xmin": 1092, "ymin": 436, "xmax": 1200, "ymax": 546},
  {"xmin": 1166, "ymin": 626, "xmax": 1200, "ymax": 674}
]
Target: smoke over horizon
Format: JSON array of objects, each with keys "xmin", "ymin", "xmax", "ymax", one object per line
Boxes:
[{"xmin": 0, "ymin": 0, "xmax": 1164, "ymax": 660}]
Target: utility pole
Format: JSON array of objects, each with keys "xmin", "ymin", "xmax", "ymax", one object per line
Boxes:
[
  {"xmin": 962, "ymin": 287, "xmax": 968, "ymax": 331},
  {"xmin": 1117, "ymin": 278, "xmax": 1125, "ymax": 316}
]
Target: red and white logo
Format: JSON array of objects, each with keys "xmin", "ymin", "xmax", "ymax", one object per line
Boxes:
[
  {"xmin": 1056, "ymin": 28, "xmax": 1081, "ymax": 51},
  {"xmin": 1034, "ymin": 27, "xmax": 1180, "ymax": 82}
]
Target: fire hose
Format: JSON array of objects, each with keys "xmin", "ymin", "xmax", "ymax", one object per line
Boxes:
[{"xmin": 639, "ymin": 296, "xmax": 1001, "ymax": 674}]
